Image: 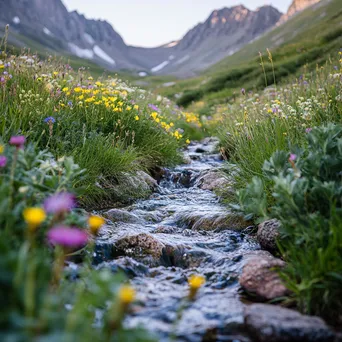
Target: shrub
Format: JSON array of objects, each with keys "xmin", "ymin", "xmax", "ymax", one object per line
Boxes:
[{"xmin": 235, "ymin": 124, "xmax": 342, "ymax": 323}]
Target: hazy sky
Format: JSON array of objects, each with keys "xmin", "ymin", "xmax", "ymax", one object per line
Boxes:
[{"xmin": 63, "ymin": 0, "xmax": 292, "ymax": 47}]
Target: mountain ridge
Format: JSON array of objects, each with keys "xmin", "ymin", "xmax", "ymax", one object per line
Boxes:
[{"xmin": 0, "ymin": 0, "xmax": 321, "ymax": 76}]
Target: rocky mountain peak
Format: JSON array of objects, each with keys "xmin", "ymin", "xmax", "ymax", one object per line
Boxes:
[{"xmin": 279, "ymin": 0, "xmax": 321, "ymax": 23}]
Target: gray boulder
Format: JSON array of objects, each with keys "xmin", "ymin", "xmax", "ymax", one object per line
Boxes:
[{"xmin": 244, "ymin": 304, "xmax": 335, "ymax": 342}]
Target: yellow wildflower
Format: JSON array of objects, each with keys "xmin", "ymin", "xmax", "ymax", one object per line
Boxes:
[
  {"xmin": 118, "ymin": 285, "xmax": 135, "ymax": 305},
  {"xmin": 135, "ymin": 115, "xmax": 140, "ymax": 121},
  {"xmin": 23, "ymin": 207, "xmax": 46, "ymax": 232},
  {"xmin": 188, "ymin": 274, "xmax": 205, "ymax": 300},
  {"xmin": 88, "ymin": 215, "xmax": 105, "ymax": 235},
  {"xmin": 62, "ymin": 87, "xmax": 69, "ymax": 92},
  {"xmin": 133, "ymin": 105, "xmax": 139, "ymax": 110},
  {"xmin": 0, "ymin": 144, "xmax": 4, "ymax": 154},
  {"xmin": 126, "ymin": 106, "xmax": 132, "ymax": 111},
  {"xmin": 186, "ymin": 139, "xmax": 191, "ymax": 144}
]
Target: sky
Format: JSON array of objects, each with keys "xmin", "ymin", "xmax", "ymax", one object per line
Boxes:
[{"xmin": 63, "ymin": 0, "xmax": 292, "ymax": 47}]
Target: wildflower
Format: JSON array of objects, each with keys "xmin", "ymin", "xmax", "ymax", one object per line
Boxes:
[
  {"xmin": 44, "ymin": 192, "xmax": 75, "ymax": 215},
  {"xmin": 67, "ymin": 101, "xmax": 73, "ymax": 107},
  {"xmin": 133, "ymin": 105, "xmax": 139, "ymax": 110},
  {"xmin": 9, "ymin": 135, "xmax": 26, "ymax": 148},
  {"xmin": 0, "ymin": 144, "xmax": 4, "ymax": 154},
  {"xmin": 289, "ymin": 153, "xmax": 297, "ymax": 162},
  {"xmin": 0, "ymin": 155, "xmax": 7, "ymax": 167},
  {"xmin": 47, "ymin": 226, "xmax": 88, "ymax": 248},
  {"xmin": 241, "ymin": 88, "xmax": 246, "ymax": 95},
  {"xmin": 135, "ymin": 115, "xmax": 140, "ymax": 121},
  {"xmin": 118, "ymin": 285, "xmax": 136, "ymax": 305},
  {"xmin": 23, "ymin": 207, "xmax": 46, "ymax": 231},
  {"xmin": 88, "ymin": 215, "xmax": 105, "ymax": 235},
  {"xmin": 305, "ymin": 128, "xmax": 312, "ymax": 133},
  {"xmin": 44, "ymin": 116, "xmax": 56, "ymax": 124},
  {"xmin": 148, "ymin": 104, "xmax": 160, "ymax": 112},
  {"xmin": 188, "ymin": 275, "xmax": 205, "ymax": 300},
  {"xmin": 151, "ymin": 112, "xmax": 158, "ymax": 119},
  {"xmin": 186, "ymin": 139, "xmax": 191, "ymax": 144}
]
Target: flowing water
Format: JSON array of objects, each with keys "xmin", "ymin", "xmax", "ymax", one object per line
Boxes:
[{"xmin": 94, "ymin": 138, "xmax": 261, "ymax": 342}]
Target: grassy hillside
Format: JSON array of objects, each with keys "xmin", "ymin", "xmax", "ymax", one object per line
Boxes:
[{"xmin": 157, "ymin": 0, "xmax": 342, "ymax": 107}]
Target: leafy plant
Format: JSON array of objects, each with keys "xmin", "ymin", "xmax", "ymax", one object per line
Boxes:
[{"xmin": 236, "ymin": 123, "xmax": 342, "ymax": 323}]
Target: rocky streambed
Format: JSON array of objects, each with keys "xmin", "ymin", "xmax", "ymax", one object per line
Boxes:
[{"xmin": 90, "ymin": 138, "xmax": 338, "ymax": 342}]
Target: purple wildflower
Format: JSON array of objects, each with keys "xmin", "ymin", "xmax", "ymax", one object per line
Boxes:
[
  {"xmin": 44, "ymin": 116, "xmax": 56, "ymax": 124},
  {"xmin": 148, "ymin": 104, "xmax": 160, "ymax": 112},
  {"xmin": 67, "ymin": 101, "xmax": 73, "ymax": 107},
  {"xmin": 305, "ymin": 128, "xmax": 312, "ymax": 133},
  {"xmin": 289, "ymin": 154, "xmax": 297, "ymax": 162},
  {"xmin": 0, "ymin": 77, "xmax": 5, "ymax": 84},
  {"xmin": 241, "ymin": 88, "xmax": 246, "ymax": 95},
  {"xmin": 334, "ymin": 66, "xmax": 338, "ymax": 70},
  {"xmin": 44, "ymin": 192, "xmax": 76, "ymax": 214},
  {"xmin": 9, "ymin": 135, "xmax": 26, "ymax": 148},
  {"xmin": 47, "ymin": 226, "xmax": 88, "ymax": 248},
  {"xmin": 0, "ymin": 155, "xmax": 7, "ymax": 167}
]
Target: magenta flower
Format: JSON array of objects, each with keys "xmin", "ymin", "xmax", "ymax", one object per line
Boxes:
[
  {"xmin": 305, "ymin": 128, "xmax": 312, "ymax": 133},
  {"xmin": 9, "ymin": 135, "xmax": 26, "ymax": 148},
  {"xmin": 289, "ymin": 153, "xmax": 297, "ymax": 162},
  {"xmin": 44, "ymin": 192, "xmax": 76, "ymax": 214},
  {"xmin": 0, "ymin": 155, "xmax": 7, "ymax": 167},
  {"xmin": 47, "ymin": 226, "xmax": 88, "ymax": 248}
]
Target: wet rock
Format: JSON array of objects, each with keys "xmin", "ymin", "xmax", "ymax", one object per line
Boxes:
[
  {"xmin": 161, "ymin": 245, "xmax": 208, "ymax": 268},
  {"xmin": 171, "ymin": 170, "xmax": 193, "ymax": 187},
  {"xmin": 136, "ymin": 170, "xmax": 158, "ymax": 190},
  {"xmin": 195, "ymin": 169, "xmax": 234, "ymax": 192},
  {"xmin": 104, "ymin": 209, "xmax": 143, "ymax": 224},
  {"xmin": 152, "ymin": 225, "xmax": 177, "ymax": 234},
  {"xmin": 131, "ymin": 209, "xmax": 164, "ymax": 223},
  {"xmin": 239, "ymin": 251, "xmax": 289, "ymax": 301},
  {"xmin": 244, "ymin": 304, "xmax": 335, "ymax": 342},
  {"xmin": 257, "ymin": 219, "xmax": 280, "ymax": 252},
  {"xmin": 115, "ymin": 233, "xmax": 165, "ymax": 259},
  {"xmin": 96, "ymin": 257, "xmax": 149, "ymax": 278},
  {"xmin": 150, "ymin": 166, "xmax": 168, "ymax": 183},
  {"xmin": 177, "ymin": 210, "xmax": 246, "ymax": 231}
]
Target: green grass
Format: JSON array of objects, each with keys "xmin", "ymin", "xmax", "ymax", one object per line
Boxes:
[{"xmin": 0, "ymin": 49, "xmax": 201, "ymax": 208}]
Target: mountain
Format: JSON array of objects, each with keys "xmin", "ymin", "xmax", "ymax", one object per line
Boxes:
[
  {"xmin": 168, "ymin": 0, "xmax": 341, "ymax": 107},
  {"xmin": 0, "ymin": 0, "xmax": 282, "ymax": 77},
  {"xmin": 279, "ymin": 0, "xmax": 321, "ymax": 23},
  {"xmin": 144, "ymin": 5, "xmax": 282, "ymax": 76}
]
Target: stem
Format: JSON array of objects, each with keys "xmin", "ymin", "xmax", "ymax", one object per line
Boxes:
[
  {"xmin": 51, "ymin": 246, "xmax": 65, "ymax": 288},
  {"xmin": 25, "ymin": 234, "xmax": 36, "ymax": 318}
]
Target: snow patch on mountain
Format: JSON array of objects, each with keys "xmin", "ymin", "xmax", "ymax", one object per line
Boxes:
[
  {"xmin": 175, "ymin": 55, "xmax": 190, "ymax": 65},
  {"xmin": 84, "ymin": 33, "xmax": 95, "ymax": 45},
  {"xmin": 151, "ymin": 61, "xmax": 169, "ymax": 72},
  {"xmin": 12, "ymin": 16, "xmax": 20, "ymax": 24},
  {"xmin": 43, "ymin": 27, "xmax": 53, "ymax": 36},
  {"xmin": 93, "ymin": 45, "xmax": 115, "ymax": 65},
  {"xmin": 68, "ymin": 43, "xmax": 94, "ymax": 59}
]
